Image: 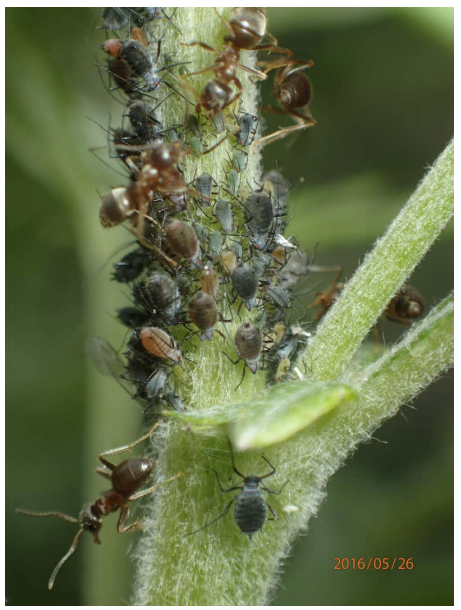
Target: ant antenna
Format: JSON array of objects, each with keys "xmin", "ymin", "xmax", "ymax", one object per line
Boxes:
[{"xmin": 48, "ymin": 529, "xmax": 85, "ymax": 590}]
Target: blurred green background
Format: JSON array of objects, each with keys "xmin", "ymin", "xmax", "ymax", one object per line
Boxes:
[{"xmin": 6, "ymin": 7, "xmax": 453, "ymax": 606}]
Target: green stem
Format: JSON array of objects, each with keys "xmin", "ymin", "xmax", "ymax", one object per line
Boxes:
[{"xmin": 303, "ymin": 140, "xmax": 454, "ymax": 381}]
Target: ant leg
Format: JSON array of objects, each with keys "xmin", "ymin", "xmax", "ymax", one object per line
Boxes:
[
  {"xmin": 48, "ymin": 529, "xmax": 85, "ymax": 590},
  {"xmin": 128, "ymin": 470, "xmax": 186, "ymax": 501},
  {"xmin": 259, "ymin": 455, "xmax": 276, "ymax": 478},
  {"xmin": 266, "ymin": 503, "xmax": 279, "ymax": 521},
  {"xmin": 184, "ymin": 498, "xmax": 234, "ymax": 537},
  {"xmin": 262, "ymin": 480, "xmax": 289, "ymax": 495},
  {"xmin": 261, "ymin": 58, "xmax": 314, "ymax": 75},
  {"xmin": 211, "ymin": 469, "xmax": 243, "ymax": 493},
  {"xmin": 15, "ymin": 509, "xmax": 79, "ymax": 523},
  {"xmin": 253, "ymin": 123, "xmax": 316, "ymax": 151},
  {"xmin": 117, "ymin": 505, "xmax": 143, "ymax": 533},
  {"xmin": 98, "ymin": 420, "xmax": 163, "ymax": 466}
]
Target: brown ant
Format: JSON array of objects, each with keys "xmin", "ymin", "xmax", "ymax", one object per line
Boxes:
[
  {"xmin": 180, "ymin": 8, "xmax": 287, "ymax": 118},
  {"xmin": 254, "ymin": 58, "xmax": 316, "ymax": 149},
  {"xmin": 16, "ymin": 421, "xmax": 184, "ymax": 590}
]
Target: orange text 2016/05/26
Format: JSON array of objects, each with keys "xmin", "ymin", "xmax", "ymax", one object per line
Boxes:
[{"xmin": 333, "ymin": 557, "xmax": 414, "ymax": 571}]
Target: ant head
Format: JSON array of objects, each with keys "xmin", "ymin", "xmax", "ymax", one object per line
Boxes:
[{"xmin": 80, "ymin": 503, "xmax": 103, "ymax": 543}]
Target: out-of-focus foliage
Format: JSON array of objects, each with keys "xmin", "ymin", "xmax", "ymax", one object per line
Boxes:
[{"xmin": 6, "ymin": 7, "xmax": 453, "ymax": 606}]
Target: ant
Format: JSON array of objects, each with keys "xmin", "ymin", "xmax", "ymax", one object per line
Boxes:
[
  {"xmin": 181, "ymin": 8, "xmax": 281, "ymax": 117},
  {"xmin": 254, "ymin": 58, "xmax": 316, "ymax": 149},
  {"xmin": 16, "ymin": 421, "xmax": 184, "ymax": 590}
]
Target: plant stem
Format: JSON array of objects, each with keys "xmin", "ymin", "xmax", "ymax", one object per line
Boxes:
[{"xmin": 303, "ymin": 140, "xmax": 454, "ymax": 381}]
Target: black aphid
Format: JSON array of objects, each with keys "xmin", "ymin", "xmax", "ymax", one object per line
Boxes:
[
  {"xmin": 232, "ymin": 262, "xmax": 258, "ymax": 310},
  {"xmin": 185, "ymin": 441, "xmax": 287, "ymax": 540}
]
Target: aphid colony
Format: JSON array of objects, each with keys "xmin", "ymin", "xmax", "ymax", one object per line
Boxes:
[
  {"xmin": 95, "ymin": 6, "xmax": 318, "ymax": 413},
  {"xmin": 18, "ymin": 8, "xmax": 426, "ymax": 590}
]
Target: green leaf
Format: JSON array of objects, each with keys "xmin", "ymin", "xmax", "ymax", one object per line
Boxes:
[
  {"xmin": 229, "ymin": 382, "xmax": 358, "ymax": 451},
  {"xmin": 165, "ymin": 381, "xmax": 357, "ymax": 450}
]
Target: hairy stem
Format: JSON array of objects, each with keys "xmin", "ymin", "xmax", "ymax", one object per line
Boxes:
[
  {"xmin": 132, "ymin": 11, "xmax": 454, "ymax": 607},
  {"xmin": 303, "ymin": 140, "xmax": 454, "ymax": 381}
]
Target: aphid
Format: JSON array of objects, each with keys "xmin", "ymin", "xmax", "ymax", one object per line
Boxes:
[
  {"xmin": 232, "ymin": 262, "xmax": 259, "ymax": 310},
  {"xmin": 208, "ymin": 231, "xmax": 223, "ymax": 258},
  {"xmin": 117, "ymin": 306, "xmax": 151, "ymax": 328},
  {"xmin": 211, "ymin": 112, "xmax": 225, "ymax": 134},
  {"xmin": 164, "ymin": 390, "xmax": 186, "ymax": 412},
  {"xmin": 245, "ymin": 191, "xmax": 274, "ymax": 250},
  {"xmin": 100, "ymin": 7, "xmax": 131, "ymax": 31},
  {"xmin": 215, "ymin": 199, "xmax": 233, "ymax": 234},
  {"xmin": 236, "ymin": 112, "xmax": 258, "ymax": 147},
  {"xmin": 188, "ymin": 291, "xmax": 218, "ymax": 341},
  {"xmin": 273, "ymin": 249, "xmax": 310, "ymax": 289},
  {"xmin": 232, "ymin": 149, "xmax": 248, "ymax": 172},
  {"xmin": 108, "ymin": 57, "xmax": 139, "ymax": 95},
  {"xmin": 145, "ymin": 367, "xmax": 169, "ymax": 405},
  {"xmin": 17, "ymin": 422, "xmax": 183, "ymax": 589},
  {"xmin": 143, "ymin": 271, "xmax": 182, "ymax": 325},
  {"xmin": 255, "ymin": 59, "xmax": 316, "ymax": 149},
  {"xmin": 99, "ymin": 186, "xmax": 136, "ymax": 227},
  {"xmin": 112, "ymin": 248, "xmax": 149, "ymax": 283},
  {"xmin": 195, "ymin": 173, "xmax": 215, "ymax": 207},
  {"xmin": 264, "ymin": 170, "xmax": 291, "ymax": 212},
  {"xmin": 220, "ymin": 249, "xmax": 238, "ymax": 276},
  {"xmin": 235, "ymin": 322, "xmax": 262, "ymax": 373},
  {"xmin": 186, "ymin": 441, "xmax": 286, "ymax": 540},
  {"xmin": 140, "ymin": 327, "xmax": 182, "ymax": 363},
  {"xmin": 200, "ymin": 265, "xmax": 219, "ymax": 299},
  {"xmin": 272, "ymin": 324, "xmax": 311, "ymax": 382},
  {"xmin": 384, "ymin": 285, "xmax": 424, "ymax": 324},
  {"xmin": 263, "ymin": 284, "xmax": 294, "ymax": 315},
  {"xmin": 165, "ymin": 219, "xmax": 202, "ymax": 267},
  {"xmin": 227, "ymin": 169, "xmax": 240, "ymax": 195},
  {"xmin": 120, "ymin": 39, "xmax": 159, "ymax": 91},
  {"xmin": 128, "ymin": 101, "xmax": 164, "ymax": 141}
]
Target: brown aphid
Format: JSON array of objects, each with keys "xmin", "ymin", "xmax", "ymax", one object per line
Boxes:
[
  {"xmin": 188, "ymin": 291, "xmax": 218, "ymax": 341},
  {"xmin": 200, "ymin": 265, "xmax": 219, "ymax": 299},
  {"xmin": 108, "ymin": 57, "xmax": 138, "ymax": 95},
  {"xmin": 99, "ymin": 186, "xmax": 137, "ymax": 227},
  {"xmin": 220, "ymin": 249, "xmax": 238, "ymax": 276},
  {"xmin": 384, "ymin": 285, "xmax": 424, "ymax": 324},
  {"xmin": 131, "ymin": 26, "xmax": 148, "ymax": 47},
  {"xmin": 165, "ymin": 219, "xmax": 202, "ymax": 267},
  {"xmin": 140, "ymin": 327, "xmax": 181, "ymax": 363},
  {"xmin": 235, "ymin": 322, "xmax": 262, "ymax": 373},
  {"xmin": 16, "ymin": 422, "xmax": 184, "ymax": 590}
]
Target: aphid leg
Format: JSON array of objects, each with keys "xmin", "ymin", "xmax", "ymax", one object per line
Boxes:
[
  {"xmin": 117, "ymin": 505, "xmax": 142, "ymax": 533},
  {"xmin": 266, "ymin": 503, "xmax": 279, "ymax": 521},
  {"xmin": 227, "ymin": 438, "xmax": 246, "ymax": 478},
  {"xmin": 211, "ymin": 468, "xmax": 243, "ymax": 493},
  {"xmin": 184, "ymin": 498, "xmax": 235, "ymax": 537},
  {"xmin": 259, "ymin": 455, "xmax": 276, "ymax": 478},
  {"xmin": 48, "ymin": 529, "xmax": 86, "ymax": 590},
  {"xmin": 262, "ymin": 480, "xmax": 289, "ymax": 494},
  {"xmin": 98, "ymin": 420, "xmax": 163, "ymax": 463},
  {"xmin": 128, "ymin": 470, "xmax": 186, "ymax": 501}
]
